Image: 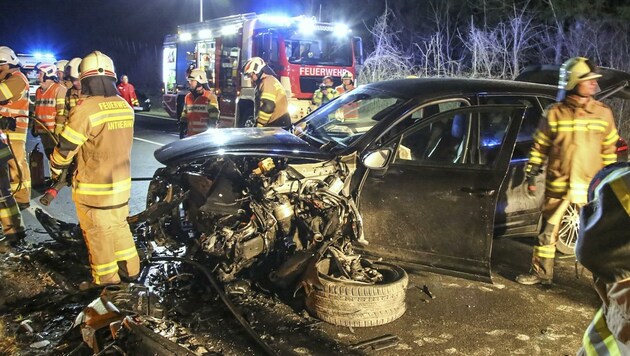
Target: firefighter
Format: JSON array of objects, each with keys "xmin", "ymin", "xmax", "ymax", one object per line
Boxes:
[
  {"xmin": 312, "ymin": 76, "xmax": 339, "ymax": 107},
  {"xmin": 242, "ymin": 57, "xmax": 291, "ymax": 127},
  {"xmin": 63, "ymin": 57, "xmax": 82, "ymax": 116},
  {"xmin": 516, "ymin": 57, "xmax": 619, "ymax": 285},
  {"xmin": 335, "ymin": 70, "xmax": 355, "ymax": 94},
  {"xmin": 0, "ymin": 46, "xmax": 27, "ymax": 250},
  {"xmin": 117, "ymin": 74, "xmax": 139, "ymax": 108},
  {"xmin": 575, "ymin": 162, "xmax": 630, "ymax": 355},
  {"xmin": 55, "ymin": 59, "xmax": 71, "ymax": 89},
  {"xmin": 33, "ymin": 63, "xmax": 67, "ymax": 170},
  {"xmin": 179, "ymin": 68, "xmax": 219, "ymax": 137},
  {"xmin": 0, "ymin": 46, "xmax": 32, "ymax": 211},
  {"xmin": 50, "ymin": 50, "xmax": 139, "ymax": 288}
]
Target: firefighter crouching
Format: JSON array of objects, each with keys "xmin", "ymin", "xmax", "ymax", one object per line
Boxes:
[
  {"xmin": 576, "ymin": 162, "xmax": 630, "ymax": 355},
  {"xmin": 242, "ymin": 57, "xmax": 291, "ymax": 127},
  {"xmin": 0, "ymin": 46, "xmax": 27, "ymax": 251},
  {"xmin": 178, "ymin": 68, "xmax": 219, "ymax": 138},
  {"xmin": 50, "ymin": 51, "xmax": 139, "ymax": 289},
  {"xmin": 516, "ymin": 57, "xmax": 620, "ymax": 285},
  {"xmin": 0, "ymin": 46, "xmax": 32, "ymax": 210}
]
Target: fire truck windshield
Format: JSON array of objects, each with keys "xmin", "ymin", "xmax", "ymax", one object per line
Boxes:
[{"xmin": 285, "ymin": 31, "xmax": 353, "ymax": 67}]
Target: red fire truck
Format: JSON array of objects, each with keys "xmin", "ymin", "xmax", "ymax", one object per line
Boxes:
[{"xmin": 162, "ymin": 13, "xmax": 363, "ymax": 127}]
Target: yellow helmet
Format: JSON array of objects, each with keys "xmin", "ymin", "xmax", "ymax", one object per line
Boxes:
[
  {"xmin": 187, "ymin": 68, "xmax": 208, "ymax": 84},
  {"xmin": 558, "ymin": 57, "xmax": 601, "ymax": 91},
  {"xmin": 0, "ymin": 46, "xmax": 19, "ymax": 66},
  {"xmin": 242, "ymin": 57, "xmax": 265, "ymax": 77},
  {"xmin": 341, "ymin": 70, "xmax": 354, "ymax": 81},
  {"xmin": 67, "ymin": 57, "xmax": 82, "ymax": 79},
  {"xmin": 55, "ymin": 60, "xmax": 68, "ymax": 73},
  {"xmin": 79, "ymin": 51, "xmax": 116, "ymax": 80}
]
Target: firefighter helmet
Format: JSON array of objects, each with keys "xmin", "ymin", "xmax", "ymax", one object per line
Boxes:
[
  {"xmin": 187, "ymin": 68, "xmax": 208, "ymax": 84},
  {"xmin": 558, "ymin": 57, "xmax": 602, "ymax": 91},
  {"xmin": 79, "ymin": 51, "xmax": 116, "ymax": 80},
  {"xmin": 67, "ymin": 57, "xmax": 82, "ymax": 79},
  {"xmin": 341, "ymin": 70, "xmax": 354, "ymax": 81},
  {"xmin": 36, "ymin": 62, "xmax": 58, "ymax": 78},
  {"xmin": 55, "ymin": 60, "xmax": 69, "ymax": 73},
  {"xmin": 242, "ymin": 57, "xmax": 265, "ymax": 77},
  {"xmin": 0, "ymin": 46, "xmax": 19, "ymax": 66}
]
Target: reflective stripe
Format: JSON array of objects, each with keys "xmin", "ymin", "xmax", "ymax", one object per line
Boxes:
[
  {"xmin": 0, "ymin": 204, "xmax": 19, "ymax": 219},
  {"xmin": 10, "ymin": 180, "xmax": 31, "ymax": 190},
  {"xmin": 583, "ymin": 307, "xmax": 622, "ymax": 355},
  {"xmin": 603, "ymin": 130, "xmax": 620, "ymax": 146},
  {"xmin": 93, "ymin": 260, "xmax": 119, "ymax": 276},
  {"xmin": 534, "ymin": 245, "xmax": 555, "ymax": 259},
  {"xmin": 609, "ymin": 174, "xmax": 630, "ymax": 216},
  {"xmin": 601, "ymin": 153, "xmax": 618, "ymax": 165},
  {"xmin": 261, "ymin": 92, "xmax": 276, "ymax": 101},
  {"xmin": 6, "ymin": 132, "xmax": 27, "ymax": 141},
  {"xmin": 90, "ymin": 109, "xmax": 133, "ymax": 126},
  {"xmin": 0, "ymin": 82, "xmax": 12, "ymax": 98},
  {"xmin": 533, "ymin": 130, "xmax": 552, "ymax": 146},
  {"xmin": 115, "ymin": 246, "xmax": 138, "ymax": 261},
  {"xmin": 74, "ymin": 178, "xmax": 131, "ymax": 196},
  {"xmin": 51, "ymin": 149, "xmax": 73, "ymax": 166},
  {"xmin": 529, "ymin": 150, "xmax": 545, "ymax": 165},
  {"xmin": 60, "ymin": 125, "xmax": 88, "ymax": 145}
]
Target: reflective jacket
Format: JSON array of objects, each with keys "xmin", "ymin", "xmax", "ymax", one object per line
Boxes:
[
  {"xmin": 117, "ymin": 82, "xmax": 139, "ymax": 107},
  {"xmin": 181, "ymin": 89, "xmax": 219, "ymax": 136},
  {"xmin": 51, "ymin": 95, "xmax": 134, "ymax": 208},
  {"xmin": 64, "ymin": 86, "xmax": 81, "ymax": 117},
  {"xmin": 526, "ymin": 96, "xmax": 619, "ymax": 204},
  {"xmin": 577, "ymin": 165, "xmax": 630, "ymax": 355},
  {"xmin": 255, "ymin": 74, "xmax": 290, "ymax": 127},
  {"xmin": 34, "ymin": 82, "xmax": 67, "ymax": 134},
  {"xmin": 0, "ymin": 70, "xmax": 30, "ymax": 142},
  {"xmin": 312, "ymin": 86, "xmax": 339, "ymax": 107}
]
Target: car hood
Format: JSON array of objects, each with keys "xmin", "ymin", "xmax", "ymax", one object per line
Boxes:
[
  {"xmin": 154, "ymin": 128, "xmax": 334, "ymax": 166},
  {"xmin": 516, "ymin": 65, "xmax": 630, "ymax": 99}
]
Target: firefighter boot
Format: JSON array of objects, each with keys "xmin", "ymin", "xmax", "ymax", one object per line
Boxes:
[
  {"xmin": 516, "ymin": 224, "xmax": 556, "ymax": 285},
  {"xmin": 0, "ymin": 231, "xmax": 26, "ymax": 253}
]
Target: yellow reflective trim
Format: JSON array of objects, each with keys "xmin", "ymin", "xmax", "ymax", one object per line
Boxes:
[
  {"xmin": 60, "ymin": 125, "xmax": 88, "ymax": 145},
  {"xmin": 530, "ymin": 151, "xmax": 544, "ymax": 158},
  {"xmin": 601, "ymin": 153, "xmax": 618, "ymax": 159},
  {"xmin": 10, "ymin": 180, "xmax": 30, "ymax": 189},
  {"xmin": 93, "ymin": 260, "xmax": 119, "ymax": 275},
  {"xmin": 529, "ymin": 157, "xmax": 543, "ymax": 165},
  {"xmin": 74, "ymin": 178, "xmax": 131, "ymax": 195},
  {"xmin": 51, "ymin": 150, "xmax": 73, "ymax": 166},
  {"xmin": 609, "ymin": 176, "xmax": 630, "ymax": 216},
  {"xmin": 0, "ymin": 82, "xmax": 12, "ymax": 99},
  {"xmin": 548, "ymin": 181, "xmax": 568, "ymax": 187},
  {"xmin": 115, "ymin": 246, "xmax": 138, "ymax": 261},
  {"xmin": 75, "ymin": 178, "xmax": 131, "ymax": 188},
  {"xmin": 534, "ymin": 245, "xmax": 556, "ymax": 259},
  {"xmin": 6, "ymin": 132, "xmax": 26, "ymax": 141},
  {"xmin": 89, "ymin": 109, "xmax": 133, "ymax": 126},
  {"xmin": 0, "ymin": 205, "xmax": 19, "ymax": 219},
  {"xmin": 260, "ymin": 92, "xmax": 275, "ymax": 101}
]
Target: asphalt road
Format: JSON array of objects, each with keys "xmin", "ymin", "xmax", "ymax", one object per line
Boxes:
[{"xmin": 19, "ymin": 110, "xmax": 601, "ymax": 355}]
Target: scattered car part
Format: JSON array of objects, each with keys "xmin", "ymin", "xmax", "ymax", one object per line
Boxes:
[{"xmin": 350, "ymin": 334, "xmax": 401, "ymax": 351}]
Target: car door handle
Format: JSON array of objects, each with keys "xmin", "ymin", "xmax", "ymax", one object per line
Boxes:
[{"xmin": 460, "ymin": 187, "xmax": 496, "ymax": 196}]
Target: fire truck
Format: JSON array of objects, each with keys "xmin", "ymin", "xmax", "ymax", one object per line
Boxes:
[{"xmin": 162, "ymin": 13, "xmax": 363, "ymax": 127}]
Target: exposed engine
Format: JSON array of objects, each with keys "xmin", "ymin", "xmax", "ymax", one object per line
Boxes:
[{"xmin": 140, "ymin": 154, "xmax": 366, "ymax": 283}]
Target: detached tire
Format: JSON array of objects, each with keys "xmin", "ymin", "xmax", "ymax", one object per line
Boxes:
[
  {"xmin": 305, "ymin": 259, "xmax": 408, "ymax": 327},
  {"xmin": 556, "ymin": 203, "xmax": 580, "ymax": 255}
]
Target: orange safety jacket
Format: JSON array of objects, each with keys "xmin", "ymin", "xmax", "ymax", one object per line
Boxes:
[
  {"xmin": 526, "ymin": 97, "xmax": 619, "ymax": 205},
  {"xmin": 182, "ymin": 89, "xmax": 219, "ymax": 136},
  {"xmin": 34, "ymin": 82, "xmax": 67, "ymax": 134},
  {"xmin": 51, "ymin": 95, "xmax": 134, "ymax": 208},
  {"xmin": 0, "ymin": 71, "xmax": 30, "ymax": 142}
]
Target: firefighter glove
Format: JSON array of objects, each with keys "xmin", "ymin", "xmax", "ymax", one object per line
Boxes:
[
  {"xmin": 0, "ymin": 117, "xmax": 16, "ymax": 131},
  {"xmin": 54, "ymin": 124, "xmax": 64, "ymax": 136},
  {"xmin": 50, "ymin": 166, "xmax": 63, "ymax": 181},
  {"xmin": 526, "ymin": 174, "xmax": 538, "ymax": 196}
]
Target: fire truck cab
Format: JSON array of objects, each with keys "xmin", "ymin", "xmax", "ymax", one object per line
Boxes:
[{"xmin": 162, "ymin": 13, "xmax": 363, "ymax": 127}]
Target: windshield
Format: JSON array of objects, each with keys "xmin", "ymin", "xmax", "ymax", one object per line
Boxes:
[
  {"xmin": 295, "ymin": 88, "xmax": 405, "ymax": 148},
  {"xmin": 285, "ymin": 31, "xmax": 352, "ymax": 66}
]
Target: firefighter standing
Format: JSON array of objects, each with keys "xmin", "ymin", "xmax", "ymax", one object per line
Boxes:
[
  {"xmin": 242, "ymin": 57, "xmax": 291, "ymax": 127},
  {"xmin": 335, "ymin": 71, "xmax": 355, "ymax": 94},
  {"xmin": 34, "ymin": 63, "xmax": 67, "ymax": 165},
  {"xmin": 117, "ymin": 74, "xmax": 139, "ymax": 108},
  {"xmin": 55, "ymin": 60, "xmax": 72, "ymax": 89},
  {"xmin": 0, "ymin": 46, "xmax": 32, "ymax": 210},
  {"xmin": 312, "ymin": 76, "xmax": 339, "ymax": 107},
  {"xmin": 575, "ymin": 162, "xmax": 630, "ymax": 355},
  {"xmin": 516, "ymin": 57, "xmax": 619, "ymax": 285},
  {"xmin": 63, "ymin": 57, "xmax": 82, "ymax": 117},
  {"xmin": 50, "ymin": 51, "xmax": 139, "ymax": 288},
  {"xmin": 179, "ymin": 68, "xmax": 219, "ymax": 137},
  {"xmin": 0, "ymin": 46, "xmax": 27, "ymax": 250}
]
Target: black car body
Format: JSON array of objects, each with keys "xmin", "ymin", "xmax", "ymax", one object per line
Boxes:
[{"xmin": 152, "ymin": 75, "xmax": 630, "ymax": 282}]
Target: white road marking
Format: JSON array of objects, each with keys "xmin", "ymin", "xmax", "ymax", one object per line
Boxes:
[{"xmin": 134, "ymin": 137, "xmax": 165, "ymax": 146}]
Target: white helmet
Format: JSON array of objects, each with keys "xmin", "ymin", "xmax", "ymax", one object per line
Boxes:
[
  {"xmin": 80, "ymin": 51, "xmax": 116, "ymax": 80},
  {"xmin": 242, "ymin": 57, "xmax": 265, "ymax": 77},
  {"xmin": 0, "ymin": 46, "xmax": 20, "ymax": 66},
  {"xmin": 36, "ymin": 62, "xmax": 58, "ymax": 78},
  {"xmin": 67, "ymin": 57, "xmax": 82, "ymax": 79},
  {"xmin": 55, "ymin": 60, "xmax": 69, "ymax": 73},
  {"xmin": 341, "ymin": 70, "xmax": 354, "ymax": 81},
  {"xmin": 187, "ymin": 68, "xmax": 208, "ymax": 84}
]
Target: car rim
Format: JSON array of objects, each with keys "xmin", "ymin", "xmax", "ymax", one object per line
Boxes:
[{"xmin": 558, "ymin": 204, "xmax": 579, "ymax": 250}]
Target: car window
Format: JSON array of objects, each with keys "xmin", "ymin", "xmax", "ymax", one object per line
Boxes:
[{"xmin": 477, "ymin": 110, "xmax": 512, "ymax": 166}]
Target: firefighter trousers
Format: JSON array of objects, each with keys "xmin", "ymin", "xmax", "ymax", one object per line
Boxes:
[
  {"xmin": 0, "ymin": 163, "xmax": 25, "ymax": 237},
  {"xmin": 76, "ymin": 203, "xmax": 140, "ymax": 285},
  {"xmin": 7, "ymin": 138, "xmax": 31, "ymax": 205},
  {"xmin": 531, "ymin": 197, "xmax": 572, "ymax": 280}
]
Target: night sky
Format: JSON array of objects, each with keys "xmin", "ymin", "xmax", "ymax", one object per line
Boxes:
[{"xmin": 1, "ymin": 0, "xmax": 386, "ymax": 59}]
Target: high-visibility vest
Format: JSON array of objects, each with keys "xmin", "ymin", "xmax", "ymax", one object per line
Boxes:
[
  {"xmin": 183, "ymin": 90, "xmax": 218, "ymax": 136},
  {"xmin": 34, "ymin": 82, "xmax": 66, "ymax": 134}
]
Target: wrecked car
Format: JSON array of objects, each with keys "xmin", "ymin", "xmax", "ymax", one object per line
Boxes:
[{"xmin": 141, "ymin": 72, "xmax": 630, "ymax": 288}]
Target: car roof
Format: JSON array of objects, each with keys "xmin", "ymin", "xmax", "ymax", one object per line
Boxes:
[{"xmin": 357, "ymin": 77, "xmax": 558, "ymax": 100}]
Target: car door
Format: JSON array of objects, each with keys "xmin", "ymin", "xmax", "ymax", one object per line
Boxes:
[{"xmin": 357, "ymin": 105, "xmax": 526, "ymax": 282}]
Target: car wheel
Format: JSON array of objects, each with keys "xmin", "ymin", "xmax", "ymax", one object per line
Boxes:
[
  {"xmin": 556, "ymin": 203, "xmax": 580, "ymax": 255},
  {"xmin": 305, "ymin": 258, "xmax": 408, "ymax": 327}
]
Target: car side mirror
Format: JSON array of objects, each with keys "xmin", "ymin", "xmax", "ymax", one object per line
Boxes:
[{"xmin": 362, "ymin": 149, "xmax": 391, "ymax": 169}]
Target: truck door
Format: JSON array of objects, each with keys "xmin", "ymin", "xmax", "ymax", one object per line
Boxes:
[{"xmin": 216, "ymin": 36, "xmax": 241, "ymax": 120}]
